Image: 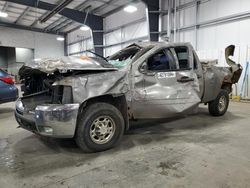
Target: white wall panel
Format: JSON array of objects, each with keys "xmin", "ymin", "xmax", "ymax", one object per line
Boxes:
[
  {"xmin": 68, "ymin": 29, "xmax": 92, "ymax": 44},
  {"xmin": 123, "ymin": 22, "xmax": 148, "ymax": 41},
  {"xmin": 67, "ymin": 27, "xmax": 94, "ymax": 56},
  {"xmin": 0, "ymin": 26, "xmax": 64, "ymax": 58},
  {"xmin": 104, "ymin": 29, "xmax": 122, "ymax": 46},
  {"xmin": 103, "ymin": 1, "xmax": 149, "ymax": 56},
  {"xmin": 68, "ymin": 38, "xmax": 93, "ymax": 56},
  {"xmin": 179, "ymin": 6, "xmax": 196, "ymax": 27},
  {"xmin": 67, "ymin": 2, "xmax": 148, "ymax": 57},
  {"xmin": 199, "ymin": 0, "xmax": 217, "ymax": 22},
  {"xmin": 103, "ymin": 19, "xmax": 148, "ymax": 56},
  {"xmin": 68, "ymin": 43, "xmax": 80, "ymax": 54},
  {"xmin": 199, "ymin": 0, "xmax": 250, "ymax": 23},
  {"xmin": 161, "ymin": 14, "xmax": 169, "ymax": 32},
  {"xmin": 16, "ymin": 48, "xmax": 34, "ymax": 63},
  {"xmin": 104, "ymin": 2, "xmax": 146, "ymax": 31},
  {"xmin": 196, "ymin": 26, "xmax": 216, "ymax": 50},
  {"xmin": 179, "ymin": 29, "xmax": 195, "ymax": 46}
]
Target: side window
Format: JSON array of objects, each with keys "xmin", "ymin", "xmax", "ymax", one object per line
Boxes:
[
  {"xmin": 147, "ymin": 49, "xmax": 177, "ymax": 71},
  {"xmin": 174, "ymin": 47, "xmax": 190, "ymax": 69}
]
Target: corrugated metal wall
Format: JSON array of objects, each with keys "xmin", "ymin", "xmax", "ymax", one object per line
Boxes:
[
  {"xmin": 67, "ymin": 2, "xmax": 149, "ymax": 57},
  {"xmin": 160, "ymin": 0, "xmax": 250, "ymax": 98}
]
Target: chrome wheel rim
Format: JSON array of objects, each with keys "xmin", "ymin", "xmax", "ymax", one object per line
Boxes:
[
  {"xmin": 90, "ymin": 116, "xmax": 116, "ymax": 144},
  {"xmin": 218, "ymin": 96, "xmax": 226, "ymax": 112}
]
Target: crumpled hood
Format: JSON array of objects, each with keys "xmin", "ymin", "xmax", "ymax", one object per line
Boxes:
[{"xmin": 24, "ymin": 56, "xmax": 117, "ymax": 74}]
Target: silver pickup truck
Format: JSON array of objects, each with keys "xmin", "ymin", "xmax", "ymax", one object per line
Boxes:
[{"xmin": 15, "ymin": 42, "xmax": 242, "ymax": 152}]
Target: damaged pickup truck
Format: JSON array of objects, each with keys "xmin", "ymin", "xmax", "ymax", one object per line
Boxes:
[{"xmin": 15, "ymin": 42, "xmax": 242, "ymax": 152}]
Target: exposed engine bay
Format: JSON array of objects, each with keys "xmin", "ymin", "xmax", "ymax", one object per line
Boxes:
[{"xmin": 18, "ymin": 55, "xmax": 119, "ymax": 107}]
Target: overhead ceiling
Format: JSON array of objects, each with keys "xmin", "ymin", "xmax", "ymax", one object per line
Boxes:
[{"xmin": 0, "ymin": 0, "xmax": 136, "ymax": 34}]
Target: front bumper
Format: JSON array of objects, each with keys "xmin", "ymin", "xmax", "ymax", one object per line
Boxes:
[{"xmin": 15, "ymin": 99, "xmax": 79, "ymax": 138}]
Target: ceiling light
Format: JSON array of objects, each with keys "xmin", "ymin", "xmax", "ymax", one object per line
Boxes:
[
  {"xmin": 123, "ymin": 5, "xmax": 137, "ymax": 13},
  {"xmin": 0, "ymin": 12, "xmax": 8, "ymax": 18},
  {"xmin": 80, "ymin": 25, "xmax": 90, "ymax": 31},
  {"xmin": 56, "ymin": 36, "xmax": 65, "ymax": 41}
]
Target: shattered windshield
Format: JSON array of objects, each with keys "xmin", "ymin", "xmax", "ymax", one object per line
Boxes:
[
  {"xmin": 108, "ymin": 46, "xmax": 141, "ymax": 68},
  {"xmin": 108, "ymin": 45, "xmax": 154, "ymax": 68}
]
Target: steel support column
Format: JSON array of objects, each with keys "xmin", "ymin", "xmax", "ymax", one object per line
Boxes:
[
  {"xmin": 142, "ymin": 0, "xmax": 160, "ymax": 41},
  {"xmin": 64, "ymin": 33, "xmax": 68, "ymax": 56},
  {"xmin": 194, "ymin": 0, "xmax": 200, "ymax": 50},
  {"xmin": 92, "ymin": 30, "xmax": 104, "ymax": 56}
]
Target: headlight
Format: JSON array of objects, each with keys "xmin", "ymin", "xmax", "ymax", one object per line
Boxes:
[{"xmin": 16, "ymin": 99, "xmax": 24, "ymax": 112}]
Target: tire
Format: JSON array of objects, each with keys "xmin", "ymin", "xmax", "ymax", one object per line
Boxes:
[
  {"xmin": 208, "ymin": 89, "xmax": 229, "ymax": 116},
  {"xmin": 75, "ymin": 102, "xmax": 124, "ymax": 152}
]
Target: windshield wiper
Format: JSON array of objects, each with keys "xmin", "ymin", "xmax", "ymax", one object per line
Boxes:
[{"xmin": 85, "ymin": 50, "xmax": 109, "ymax": 62}]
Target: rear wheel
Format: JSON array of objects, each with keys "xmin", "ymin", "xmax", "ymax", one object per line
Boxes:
[
  {"xmin": 75, "ymin": 102, "xmax": 124, "ymax": 152},
  {"xmin": 208, "ymin": 89, "xmax": 229, "ymax": 116}
]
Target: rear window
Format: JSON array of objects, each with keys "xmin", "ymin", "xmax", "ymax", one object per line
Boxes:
[{"xmin": 174, "ymin": 47, "xmax": 190, "ymax": 70}]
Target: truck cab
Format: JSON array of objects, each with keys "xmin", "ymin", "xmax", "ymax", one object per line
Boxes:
[{"xmin": 111, "ymin": 42, "xmax": 241, "ymax": 119}]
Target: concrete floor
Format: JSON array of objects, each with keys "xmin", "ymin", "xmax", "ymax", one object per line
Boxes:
[{"xmin": 0, "ymin": 101, "xmax": 250, "ymax": 188}]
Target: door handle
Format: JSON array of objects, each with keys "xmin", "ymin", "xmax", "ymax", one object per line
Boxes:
[{"xmin": 177, "ymin": 76, "xmax": 194, "ymax": 83}]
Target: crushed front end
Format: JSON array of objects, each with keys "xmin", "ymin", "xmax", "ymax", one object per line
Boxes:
[
  {"xmin": 14, "ymin": 58, "xmax": 82, "ymax": 138},
  {"xmin": 15, "ymin": 78, "xmax": 79, "ymax": 138},
  {"xmin": 14, "ymin": 56, "xmax": 119, "ymax": 138}
]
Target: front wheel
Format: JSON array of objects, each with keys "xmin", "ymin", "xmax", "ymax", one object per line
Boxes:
[
  {"xmin": 208, "ymin": 89, "xmax": 229, "ymax": 116},
  {"xmin": 75, "ymin": 102, "xmax": 124, "ymax": 152}
]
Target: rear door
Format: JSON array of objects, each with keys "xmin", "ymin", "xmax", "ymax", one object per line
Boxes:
[{"xmin": 131, "ymin": 45, "xmax": 201, "ymax": 119}]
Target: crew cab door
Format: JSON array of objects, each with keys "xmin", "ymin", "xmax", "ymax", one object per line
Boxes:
[{"xmin": 131, "ymin": 45, "xmax": 201, "ymax": 119}]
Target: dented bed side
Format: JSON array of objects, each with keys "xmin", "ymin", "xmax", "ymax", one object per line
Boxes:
[{"xmin": 201, "ymin": 45, "xmax": 242, "ymax": 103}]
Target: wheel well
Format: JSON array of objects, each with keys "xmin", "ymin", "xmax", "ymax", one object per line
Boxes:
[
  {"xmin": 78, "ymin": 94, "xmax": 129, "ymax": 131},
  {"xmin": 221, "ymin": 83, "xmax": 232, "ymax": 93}
]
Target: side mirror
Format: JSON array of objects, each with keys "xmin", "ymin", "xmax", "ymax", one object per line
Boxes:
[{"xmin": 139, "ymin": 63, "xmax": 148, "ymax": 74}]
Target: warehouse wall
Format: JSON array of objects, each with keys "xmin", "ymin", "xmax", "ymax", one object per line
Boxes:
[
  {"xmin": 15, "ymin": 48, "xmax": 34, "ymax": 63},
  {"xmin": 160, "ymin": 0, "xmax": 250, "ymax": 98},
  {"xmin": 103, "ymin": 2, "xmax": 148, "ymax": 57},
  {"xmin": 67, "ymin": 29, "xmax": 93, "ymax": 56},
  {"xmin": 0, "ymin": 26, "xmax": 64, "ymax": 59},
  {"xmin": 67, "ymin": 1, "xmax": 149, "ymax": 57}
]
